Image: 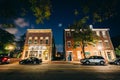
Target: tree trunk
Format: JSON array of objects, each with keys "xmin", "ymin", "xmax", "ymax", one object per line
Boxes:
[{"xmin": 81, "ymin": 41, "xmax": 86, "ymax": 59}]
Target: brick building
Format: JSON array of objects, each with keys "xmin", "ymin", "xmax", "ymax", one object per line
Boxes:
[
  {"xmin": 21, "ymin": 29, "xmax": 53, "ymax": 61},
  {"xmin": 64, "ymin": 27, "xmax": 116, "ymax": 62}
]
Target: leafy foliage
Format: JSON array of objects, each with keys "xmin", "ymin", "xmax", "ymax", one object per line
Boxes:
[
  {"xmin": 69, "ymin": 17, "xmax": 98, "ymax": 58},
  {"xmin": 0, "ymin": 28, "xmax": 15, "ymax": 53},
  {"xmin": 75, "ymin": 0, "xmax": 119, "ymax": 23},
  {"xmin": 0, "ymin": 0, "xmax": 51, "ymax": 27},
  {"xmin": 115, "ymin": 45, "xmax": 120, "ymax": 57}
]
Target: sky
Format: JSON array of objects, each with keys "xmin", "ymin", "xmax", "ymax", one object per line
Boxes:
[{"xmin": 0, "ymin": 0, "xmax": 120, "ymax": 52}]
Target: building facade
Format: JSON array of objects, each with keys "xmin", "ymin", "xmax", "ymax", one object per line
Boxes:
[
  {"xmin": 21, "ymin": 29, "xmax": 53, "ymax": 61},
  {"xmin": 64, "ymin": 27, "xmax": 116, "ymax": 62}
]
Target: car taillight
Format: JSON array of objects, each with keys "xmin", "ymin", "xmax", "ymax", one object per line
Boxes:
[{"xmin": 2, "ymin": 57, "xmax": 8, "ymax": 61}]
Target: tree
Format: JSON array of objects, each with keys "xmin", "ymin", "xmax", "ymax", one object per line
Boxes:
[
  {"xmin": 69, "ymin": 17, "xmax": 98, "ymax": 58},
  {"xmin": 71, "ymin": 0, "xmax": 119, "ymax": 58},
  {"xmin": 74, "ymin": 0, "xmax": 119, "ymax": 24},
  {"xmin": 0, "ymin": 28, "xmax": 15, "ymax": 54},
  {"xmin": 115, "ymin": 45, "xmax": 120, "ymax": 57},
  {"xmin": 0, "ymin": 0, "xmax": 51, "ymax": 27}
]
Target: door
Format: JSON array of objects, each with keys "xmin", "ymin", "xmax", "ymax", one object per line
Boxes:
[
  {"xmin": 107, "ymin": 52, "xmax": 112, "ymax": 60},
  {"xmin": 68, "ymin": 52, "xmax": 72, "ymax": 61}
]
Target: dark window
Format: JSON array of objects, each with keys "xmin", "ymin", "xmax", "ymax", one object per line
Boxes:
[
  {"xmin": 34, "ymin": 40, "xmax": 37, "ymax": 44},
  {"xmin": 67, "ymin": 41, "xmax": 71, "ymax": 47},
  {"xmin": 40, "ymin": 40, "xmax": 43, "ymax": 44},
  {"xmin": 66, "ymin": 32, "xmax": 71, "ymax": 37},
  {"xmin": 46, "ymin": 39, "xmax": 49, "ymax": 44},
  {"xmin": 28, "ymin": 40, "xmax": 32, "ymax": 44}
]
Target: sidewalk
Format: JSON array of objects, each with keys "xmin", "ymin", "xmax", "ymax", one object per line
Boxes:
[{"xmin": 42, "ymin": 61, "xmax": 80, "ymax": 64}]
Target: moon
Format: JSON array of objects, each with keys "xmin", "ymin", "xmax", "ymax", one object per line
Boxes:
[{"xmin": 58, "ymin": 23, "xmax": 62, "ymax": 27}]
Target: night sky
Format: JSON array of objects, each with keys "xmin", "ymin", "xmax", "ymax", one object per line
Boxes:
[{"xmin": 0, "ymin": 0, "xmax": 120, "ymax": 52}]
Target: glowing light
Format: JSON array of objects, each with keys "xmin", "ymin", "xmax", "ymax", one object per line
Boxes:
[{"xmin": 58, "ymin": 23, "xmax": 62, "ymax": 27}]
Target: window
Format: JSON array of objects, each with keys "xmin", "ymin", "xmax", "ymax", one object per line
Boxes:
[
  {"xmin": 98, "ymin": 40, "xmax": 103, "ymax": 46},
  {"xmin": 28, "ymin": 40, "xmax": 32, "ymax": 44},
  {"xmin": 45, "ymin": 39, "xmax": 49, "ymax": 44},
  {"xmin": 40, "ymin": 40, "xmax": 43, "ymax": 44},
  {"xmin": 29, "ymin": 37, "xmax": 32, "ymax": 39},
  {"xmin": 107, "ymin": 52, "xmax": 112, "ymax": 60},
  {"xmin": 34, "ymin": 37, "xmax": 38, "ymax": 39},
  {"xmin": 104, "ymin": 40, "xmax": 109, "ymax": 48},
  {"xmin": 25, "ymin": 51, "xmax": 28, "ymax": 57},
  {"xmin": 67, "ymin": 41, "xmax": 71, "ymax": 47},
  {"xmin": 96, "ymin": 31, "xmax": 100, "ymax": 36},
  {"xmin": 34, "ymin": 40, "xmax": 37, "ymax": 44},
  {"xmin": 39, "ymin": 51, "xmax": 42, "ymax": 57},
  {"xmin": 66, "ymin": 32, "xmax": 71, "ymax": 37},
  {"xmin": 102, "ymin": 31, "xmax": 107, "ymax": 38},
  {"xmin": 93, "ymin": 44, "xmax": 96, "ymax": 47},
  {"xmin": 85, "ymin": 44, "xmax": 87, "ymax": 47},
  {"xmin": 45, "ymin": 37, "xmax": 49, "ymax": 39}
]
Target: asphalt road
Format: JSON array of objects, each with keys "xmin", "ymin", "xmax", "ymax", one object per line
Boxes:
[{"xmin": 0, "ymin": 61, "xmax": 120, "ymax": 80}]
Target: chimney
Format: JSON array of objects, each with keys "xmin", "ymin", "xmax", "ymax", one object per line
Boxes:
[{"xmin": 89, "ymin": 25, "xmax": 93, "ymax": 29}]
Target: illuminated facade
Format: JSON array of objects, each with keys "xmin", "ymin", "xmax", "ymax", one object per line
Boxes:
[
  {"xmin": 64, "ymin": 27, "xmax": 116, "ymax": 62},
  {"xmin": 22, "ymin": 29, "xmax": 53, "ymax": 61}
]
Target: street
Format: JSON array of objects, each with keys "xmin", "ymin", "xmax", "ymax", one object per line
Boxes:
[{"xmin": 0, "ymin": 61, "xmax": 120, "ymax": 80}]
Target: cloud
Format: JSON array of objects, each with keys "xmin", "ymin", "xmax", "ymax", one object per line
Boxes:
[
  {"xmin": 5, "ymin": 28, "xmax": 18, "ymax": 34},
  {"xmin": 14, "ymin": 18, "xmax": 29, "ymax": 27},
  {"xmin": 56, "ymin": 44, "xmax": 63, "ymax": 52}
]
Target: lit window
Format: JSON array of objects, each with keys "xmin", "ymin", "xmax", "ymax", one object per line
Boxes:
[
  {"xmin": 39, "ymin": 51, "xmax": 42, "ymax": 58},
  {"xmin": 98, "ymin": 40, "xmax": 103, "ymax": 46},
  {"xmin": 102, "ymin": 31, "xmax": 107, "ymax": 38},
  {"xmin": 34, "ymin": 37, "xmax": 38, "ymax": 39},
  {"xmin": 93, "ymin": 44, "xmax": 96, "ymax": 47},
  {"xmin": 40, "ymin": 37, "xmax": 43, "ymax": 39},
  {"xmin": 45, "ymin": 37, "xmax": 49, "ymax": 39},
  {"xmin": 29, "ymin": 37, "xmax": 32, "ymax": 39},
  {"xmin": 104, "ymin": 40, "xmax": 109, "ymax": 48},
  {"xmin": 96, "ymin": 31, "xmax": 100, "ymax": 36}
]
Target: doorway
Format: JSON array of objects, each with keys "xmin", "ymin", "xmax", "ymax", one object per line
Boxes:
[{"xmin": 68, "ymin": 52, "xmax": 72, "ymax": 61}]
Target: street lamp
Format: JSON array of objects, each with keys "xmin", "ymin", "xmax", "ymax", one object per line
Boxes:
[
  {"xmin": 98, "ymin": 46, "xmax": 102, "ymax": 56},
  {"xmin": 5, "ymin": 44, "xmax": 15, "ymax": 57}
]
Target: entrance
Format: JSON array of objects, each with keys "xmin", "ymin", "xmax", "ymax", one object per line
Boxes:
[
  {"xmin": 107, "ymin": 52, "xmax": 112, "ymax": 60},
  {"xmin": 29, "ymin": 51, "xmax": 38, "ymax": 57},
  {"xmin": 68, "ymin": 52, "xmax": 72, "ymax": 61}
]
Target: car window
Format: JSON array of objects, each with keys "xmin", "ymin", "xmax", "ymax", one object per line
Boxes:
[{"xmin": 89, "ymin": 56, "xmax": 94, "ymax": 59}]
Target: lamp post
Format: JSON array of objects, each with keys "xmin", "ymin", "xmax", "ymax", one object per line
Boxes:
[{"xmin": 98, "ymin": 46, "xmax": 102, "ymax": 56}]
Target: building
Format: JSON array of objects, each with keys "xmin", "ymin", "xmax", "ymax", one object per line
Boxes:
[
  {"xmin": 21, "ymin": 29, "xmax": 54, "ymax": 61},
  {"xmin": 64, "ymin": 27, "xmax": 116, "ymax": 62}
]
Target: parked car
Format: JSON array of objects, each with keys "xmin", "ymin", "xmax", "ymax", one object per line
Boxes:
[
  {"xmin": 0, "ymin": 54, "xmax": 10, "ymax": 64},
  {"xmin": 109, "ymin": 58, "xmax": 120, "ymax": 65},
  {"xmin": 80, "ymin": 56, "xmax": 106, "ymax": 65},
  {"xmin": 19, "ymin": 57, "xmax": 42, "ymax": 64}
]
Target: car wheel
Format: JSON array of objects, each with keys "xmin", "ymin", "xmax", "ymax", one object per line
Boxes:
[
  {"xmin": 85, "ymin": 61, "xmax": 90, "ymax": 65},
  {"xmin": 19, "ymin": 61, "xmax": 23, "ymax": 64},
  {"xmin": 116, "ymin": 62, "xmax": 120, "ymax": 65},
  {"xmin": 100, "ymin": 61, "xmax": 105, "ymax": 65}
]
